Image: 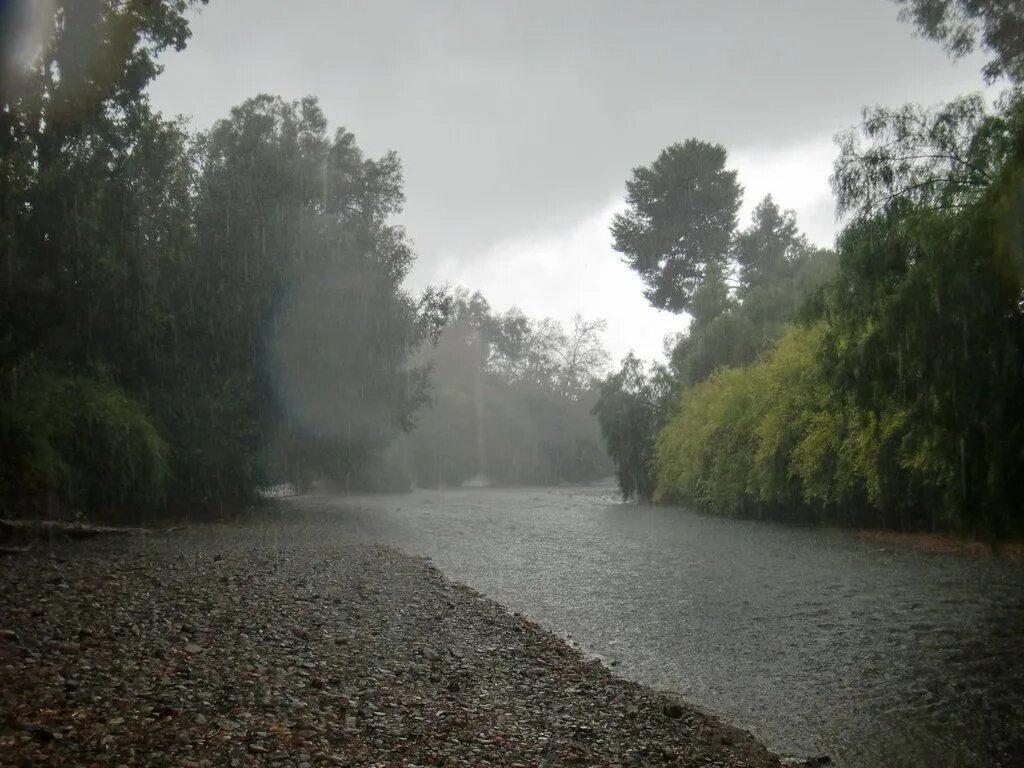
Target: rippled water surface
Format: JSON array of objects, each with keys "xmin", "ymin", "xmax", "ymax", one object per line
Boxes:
[{"xmin": 301, "ymin": 485, "xmax": 1024, "ymax": 767}]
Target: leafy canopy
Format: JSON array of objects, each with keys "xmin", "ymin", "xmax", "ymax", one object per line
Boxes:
[
  {"xmin": 895, "ymin": 0, "xmax": 1024, "ymax": 85},
  {"xmin": 611, "ymin": 139, "xmax": 741, "ymax": 316}
]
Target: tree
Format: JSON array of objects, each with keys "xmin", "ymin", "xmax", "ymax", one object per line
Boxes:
[
  {"xmin": 0, "ymin": 0, "xmax": 204, "ymax": 518},
  {"xmin": 0, "ymin": 0, "xmax": 203, "ymax": 380},
  {"xmin": 735, "ymin": 196, "xmax": 809, "ymax": 293},
  {"xmin": 606, "ymin": 142, "xmax": 836, "ymax": 504},
  {"xmin": 0, "ymin": 11, "xmax": 451, "ymax": 516},
  {"xmin": 592, "ymin": 354, "xmax": 662, "ymax": 500},
  {"xmin": 894, "ymin": 0, "xmax": 1024, "ymax": 85},
  {"xmin": 664, "ymin": 198, "xmax": 836, "ymax": 390},
  {"xmin": 553, "ymin": 315, "xmax": 611, "ymax": 398},
  {"xmin": 832, "ymin": 96, "xmax": 1017, "ymax": 219},
  {"xmin": 653, "ymin": 94, "xmax": 1024, "ymax": 537},
  {"xmin": 655, "ymin": 362, "xmax": 763, "ymax": 516},
  {"xmin": 815, "ymin": 89, "xmax": 1024, "ymax": 536},
  {"xmin": 821, "ymin": 131, "xmax": 1024, "ymax": 536},
  {"xmin": 611, "ymin": 139, "xmax": 741, "ymax": 317},
  {"xmin": 185, "ymin": 95, "xmax": 443, "ymax": 498},
  {"xmin": 392, "ymin": 291, "xmax": 613, "ymax": 488}
]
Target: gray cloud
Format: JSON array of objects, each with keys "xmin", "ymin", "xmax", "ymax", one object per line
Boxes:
[{"xmin": 149, "ymin": 0, "xmax": 989, "ymax": 359}]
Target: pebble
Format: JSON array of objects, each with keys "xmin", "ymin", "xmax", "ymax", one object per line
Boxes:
[{"xmin": 0, "ymin": 512, "xmax": 783, "ymax": 767}]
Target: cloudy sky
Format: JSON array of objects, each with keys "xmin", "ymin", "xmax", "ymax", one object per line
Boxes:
[{"xmin": 149, "ymin": 0, "xmax": 989, "ymax": 363}]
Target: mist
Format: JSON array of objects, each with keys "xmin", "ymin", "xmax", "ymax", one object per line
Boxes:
[{"xmin": 2, "ymin": 2, "xmax": 1023, "ymax": 768}]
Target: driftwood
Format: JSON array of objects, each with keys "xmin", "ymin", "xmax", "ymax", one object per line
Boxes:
[{"xmin": 0, "ymin": 518, "xmax": 152, "ymax": 541}]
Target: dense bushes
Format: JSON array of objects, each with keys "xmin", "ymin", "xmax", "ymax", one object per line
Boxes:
[
  {"xmin": 656, "ymin": 324, "xmax": 874, "ymax": 525},
  {"xmin": 0, "ymin": 367, "xmax": 168, "ymax": 518},
  {"xmin": 658, "ymin": 326, "xmax": 803, "ymax": 516},
  {"xmin": 654, "ymin": 97, "xmax": 1024, "ymax": 538}
]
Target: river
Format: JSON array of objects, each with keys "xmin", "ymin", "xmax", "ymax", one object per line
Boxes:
[{"xmin": 299, "ymin": 484, "xmax": 1024, "ymax": 767}]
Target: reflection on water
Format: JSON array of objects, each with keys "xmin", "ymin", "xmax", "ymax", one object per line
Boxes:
[{"xmin": 302, "ymin": 485, "xmax": 1024, "ymax": 767}]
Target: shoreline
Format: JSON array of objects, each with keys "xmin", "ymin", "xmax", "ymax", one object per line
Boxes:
[
  {"xmin": 0, "ymin": 517, "xmax": 792, "ymax": 767},
  {"xmin": 854, "ymin": 529, "xmax": 1024, "ymax": 563}
]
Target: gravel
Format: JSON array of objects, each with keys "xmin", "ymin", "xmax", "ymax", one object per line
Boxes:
[{"xmin": 0, "ymin": 510, "xmax": 785, "ymax": 767}]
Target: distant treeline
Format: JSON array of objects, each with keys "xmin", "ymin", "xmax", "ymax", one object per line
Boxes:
[
  {"xmin": 595, "ymin": 0, "xmax": 1024, "ymax": 539},
  {"xmin": 367, "ymin": 291, "xmax": 613, "ymax": 491}
]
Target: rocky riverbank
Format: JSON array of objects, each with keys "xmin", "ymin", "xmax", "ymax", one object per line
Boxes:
[{"xmin": 1, "ymin": 512, "xmax": 786, "ymax": 767}]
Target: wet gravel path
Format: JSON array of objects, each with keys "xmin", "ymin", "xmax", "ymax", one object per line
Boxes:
[{"xmin": 0, "ymin": 514, "xmax": 783, "ymax": 768}]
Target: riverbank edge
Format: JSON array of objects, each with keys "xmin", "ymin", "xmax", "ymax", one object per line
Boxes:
[
  {"xmin": 0, "ymin": 521, "xmax": 795, "ymax": 767},
  {"xmin": 635, "ymin": 498, "xmax": 1024, "ymax": 565},
  {"xmin": 855, "ymin": 528, "xmax": 1024, "ymax": 562}
]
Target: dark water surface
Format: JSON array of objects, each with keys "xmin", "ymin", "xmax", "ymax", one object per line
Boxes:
[{"xmin": 301, "ymin": 485, "xmax": 1024, "ymax": 767}]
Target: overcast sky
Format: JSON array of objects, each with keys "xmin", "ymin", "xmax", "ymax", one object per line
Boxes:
[{"xmin": 149, "ymin": 0, "xmax": 989, "ymax": 364}]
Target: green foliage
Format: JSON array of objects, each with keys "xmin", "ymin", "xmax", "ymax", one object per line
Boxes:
[
  {"xmin": 611, "ymin": 140, "xmax": 741, "ymax": 316},
  {"xmin": 657, "ymin": 325, "xmax": 847, "ymax": 519},
  {"xmin": 656, "ymin": 324, "xmax": 903, "ymax": 526},
  {"xmin": 894, "ymin": 0, "xmax": 1024, "ymax": 85},
  {"xmin": 832, "ymin": 96, "xmax": 1017, "ymax": 220},
  {"xmin": 668, "ymin": 312, "xmax": 760, "ymax": 389},
  {"xmin": 820, "ymin": 113, "xmax": 1024, "ymax": 535},
  {"xmin": 656, "ymin": 364, "xmax": 762, "ymax": 515},
  {"xmin": 173, "ymin": 94, "xmax": 446, "ymax": 502},
  {"xmin": 0, "ymin": 365, "xmax": 168, "ymax": 517},
  {"xmin": 1, "ymin": 0, "xmax": 199, "ymax": 518},
  {"xmin": 0, "ymin": 5, "xmax": 447, "ymax": 518},
  {"xmin": 631, "ymin": 11, "xmax": 1024, "ymax": 538},
  {"xmin": 592, "ymin": 354, "xmax": 662, "ymax": 500},
  {"xmin": 750, "ymin": 325, "xmax": 831, "ymax": 509},
  {"xmin": 735, "ymin": 196, "xmax": 807, "ymax": 290},
  {"xmin": 600, "ymin": 146, "xmax": 836, "ymax": 503},
  {"xmin": 666, "ymin": 197, "xmax": 837, "ymax": 390},
  {"xmin": 652, "ymin": 91, "xmax": 1024, "ymax": 539}
]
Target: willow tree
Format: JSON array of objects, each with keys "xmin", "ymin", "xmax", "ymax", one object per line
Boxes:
[
  {"xmin": 895, "ymin": 0, "xmax": 1024, "ymax": 85},
  {"xmin": 822, "ymin": 95, "xmax": 1024, "ymax": 536}
]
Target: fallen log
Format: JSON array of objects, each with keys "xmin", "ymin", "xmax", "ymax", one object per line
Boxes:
[{"xmin": 0, "ymin": 518, "xmax": 151, "ymax": 541}]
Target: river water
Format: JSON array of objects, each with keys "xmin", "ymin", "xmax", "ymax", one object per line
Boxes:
[{"xmin": 302, "ymin": 484, "xmax": 1024, "ymax": 767}]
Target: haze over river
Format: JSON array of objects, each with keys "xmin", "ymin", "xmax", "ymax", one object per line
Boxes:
[{"xmin": 299, "ymin": 485, "xmax": 1024, "ymax": 767}]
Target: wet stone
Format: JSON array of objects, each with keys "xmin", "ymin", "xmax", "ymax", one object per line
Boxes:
[{"xmin": 0, "ymin": 517, "xmax": 781, "ymax": 768}]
